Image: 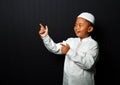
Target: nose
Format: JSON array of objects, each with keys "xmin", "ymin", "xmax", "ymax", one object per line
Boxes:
[{"xmin": 74, "ymin": 25, "xmax": 79, "ymax": 31}]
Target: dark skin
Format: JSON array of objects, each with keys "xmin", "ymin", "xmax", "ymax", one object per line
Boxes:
[{"xmin": 39, "ymin": 18, "xmax": 93, "ymax": 54}]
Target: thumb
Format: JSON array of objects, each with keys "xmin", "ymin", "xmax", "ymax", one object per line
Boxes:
[{"xmin": 45, "ymin": 25, "xmax": 48, "ymax": 32}]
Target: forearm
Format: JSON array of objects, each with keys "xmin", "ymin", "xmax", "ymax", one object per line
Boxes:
[{"xmin": 42, "ymin": 35, "xmax": 62, "ymax": 54}]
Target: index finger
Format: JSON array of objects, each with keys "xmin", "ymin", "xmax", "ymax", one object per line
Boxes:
[{"xmin": 39, "ymin": 23, "xmax": 44, "ymax": 28}]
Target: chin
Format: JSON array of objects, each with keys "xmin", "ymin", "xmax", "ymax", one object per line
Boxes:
[{"xmin": 76, "ymin": 34, "xmax": 81, "ymax": 37}]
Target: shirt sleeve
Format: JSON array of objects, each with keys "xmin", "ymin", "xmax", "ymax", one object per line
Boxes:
[
  {"xmin": 42, "ymin": 35, "xmax": 62, "ymax": 54},
  {"xmin": 66, "ymin": 42, "xmax": 99, "ymax": 70}
]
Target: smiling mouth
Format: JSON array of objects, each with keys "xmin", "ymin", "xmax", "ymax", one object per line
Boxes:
[{"xmin": 76, "ymin": 31, "xmax": 80, "ymax": 33}]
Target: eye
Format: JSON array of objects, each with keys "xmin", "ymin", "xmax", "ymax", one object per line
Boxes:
[
  {"xmin": 79, "ymin": 23, "xmax": 83, "ymax": 26},
  {"xmin": 74, "ymin": 23, "xmax": 83, "ymax": 27}
]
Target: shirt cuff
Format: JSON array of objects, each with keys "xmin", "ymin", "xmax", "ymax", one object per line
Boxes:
[{"xmin": 42, "ymin": 35, "xmax": 50, "ymax": 42}]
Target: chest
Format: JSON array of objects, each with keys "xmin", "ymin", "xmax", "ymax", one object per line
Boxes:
[{"xmin": 69, "ymin": 39, "xmax": 90, "ymax": 52}]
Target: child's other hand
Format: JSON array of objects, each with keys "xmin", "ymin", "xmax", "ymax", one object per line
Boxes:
[
  {"xmin": 61, "ymin": 44, "xmax": 70, "ymax": 54},
  {"xmin": 39, "ymin": 24, "xmax": 48, "ymax": 38}
]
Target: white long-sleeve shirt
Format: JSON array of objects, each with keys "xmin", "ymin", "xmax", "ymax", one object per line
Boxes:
[{"xmin": 42, "ymin": 35, "xmax": 99, "ymax": 85}]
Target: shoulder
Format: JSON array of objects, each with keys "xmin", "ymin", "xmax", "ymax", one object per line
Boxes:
[
  {"xmin": 88, "ymin": 37, "xmax": 98, "ymax": 47},
  {"xmin": 66, "ymin": 37, "xmax": 78, "ymax": 42}
]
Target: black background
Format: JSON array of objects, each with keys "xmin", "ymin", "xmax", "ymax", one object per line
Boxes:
[{"xmin": 0, "ymin": 0, "xmax": 120, "ymax": 85}]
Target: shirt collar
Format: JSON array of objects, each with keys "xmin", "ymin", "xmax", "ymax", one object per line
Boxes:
[{"xmin": 79, "ymin": 36, "xmax": 92, "ymax": 42}]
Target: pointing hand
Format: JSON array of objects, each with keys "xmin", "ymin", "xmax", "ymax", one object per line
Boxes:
[{"xmin": 39, "ymin": 24, "xmax": 48, "ymax": 38}]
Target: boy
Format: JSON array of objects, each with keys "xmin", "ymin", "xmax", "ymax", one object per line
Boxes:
[{"xmin": 39, "ymin": 12, "xmax": 99, "ymax": 85}]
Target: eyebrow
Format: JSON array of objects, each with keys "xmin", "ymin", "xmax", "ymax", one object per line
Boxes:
[{"xmin": 75, "ymin": 22, "xmax": 84, "ymax": 25}]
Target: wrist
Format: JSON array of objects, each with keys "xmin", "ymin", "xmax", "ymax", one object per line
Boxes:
[{"xmin": 41, "ymin": 34, "xmax": 48, "ymax": 39}]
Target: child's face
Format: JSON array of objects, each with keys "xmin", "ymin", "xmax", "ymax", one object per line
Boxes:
[{"xmin": 74, "ymin": 18, "xmax": 92, "ymax": 39}]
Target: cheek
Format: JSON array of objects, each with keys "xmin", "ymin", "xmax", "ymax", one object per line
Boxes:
[
  {"xmin": 81, "ymin": 29, "xmax": 87, "ymax": 34},
  {"xmin": 74, "ymin": 27, "xmax": 77, "ymax": 31}
]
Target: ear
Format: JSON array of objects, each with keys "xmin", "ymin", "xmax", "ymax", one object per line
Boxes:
[{"xmin": 88, "ymin": 26, "xmax": 93, "ymax": 33}]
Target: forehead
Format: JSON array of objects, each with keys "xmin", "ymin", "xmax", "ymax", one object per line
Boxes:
[{"xmin": 75, "ymin": 17, "xmax": 89, "ymax": 23}]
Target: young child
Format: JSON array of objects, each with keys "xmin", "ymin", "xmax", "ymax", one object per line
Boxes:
[{"xmin": 39, "ymin": 12, "xmax": 99, "ymax": 85}]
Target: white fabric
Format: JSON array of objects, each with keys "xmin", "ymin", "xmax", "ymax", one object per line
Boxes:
[
  {"xmin": 77, "ymin": 12, "xmax": 95, "ymax": 24},
  {"xmin": 42, "ymin": 35, "xmax": 99, "ymax": 85}
]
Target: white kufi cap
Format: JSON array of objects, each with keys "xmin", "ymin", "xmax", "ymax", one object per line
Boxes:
[{"xmin": 77, "ymin": 12, "xmax": 95, "ymax": 24}]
